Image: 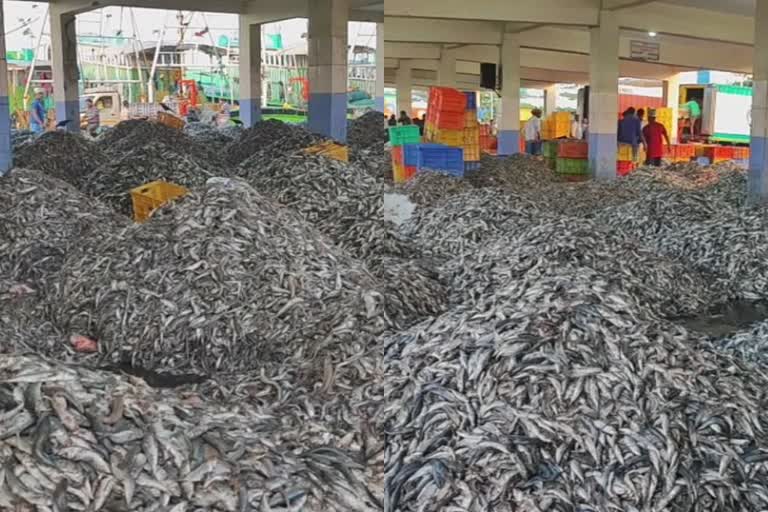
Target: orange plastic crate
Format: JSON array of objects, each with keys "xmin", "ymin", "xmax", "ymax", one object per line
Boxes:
[
  {"xmin": 703, "ymin": 146, "xmax": 734, "ymax": 162},
  {"xmin": 617, "ymin": 160, "xmax": 635, "ymax": 177},
  {"xmin": 391, "ymin": 146, "xmax": 404, "ymax": 165},
  {"xmin": 732, "ymin": 146, "xmax": 750, "ymax": 160},
  {"xmin": 156, "ymin": 112, "xmax": 185, "ymax": 130},
  {"xmin": 428, "ymin": 110, "xmax": 465, "ymax": 131}
]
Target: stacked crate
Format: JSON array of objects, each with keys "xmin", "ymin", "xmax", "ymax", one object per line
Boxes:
[
  {"xmin": 556, "ymin": 140, "xmax": 589, "ymax": 179},
  {"xmin": 424, "ymin": 87, "xmax": 467, "ymax": 147},
  {"xmin": 665, "ymin": 144, "xmax": 696, "ymax": 163},
  {"xmin": 542, "ymin": 141, "xmax": 559, "ymax": 170},
  {"xmin": 389, "ymin": 125, "xmax": 421, "ymax": 183},
  {"xmin": 703, "ymin": 145, "xmax": 734, "ymax": 163},
  {"xmin": 541, "ymin": 112, "xmax": 571, "ymax": 140},
  {"xmin": 617, "ymin": 144, "xmax": 635, "ymax": 176},
  {"xmin": 403, "ymin": 143, "xmax": 465, "ymax": 177},
  {"xmin": 480, "ymin": 124, "xmax": 495, "ymax": 153},
  {"xmin": 463, "ymin": 93, "xmax": 481, "ymax": 171}
]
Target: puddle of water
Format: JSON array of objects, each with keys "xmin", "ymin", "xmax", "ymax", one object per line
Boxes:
[{"xmin": 674, "ymin": 300, "xmax": 768, "ymax": 338}]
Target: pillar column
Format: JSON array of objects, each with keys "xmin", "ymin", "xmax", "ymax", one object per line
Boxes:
[
  {"xmin": 498, "ymin": 33, "xmax": 520, "ymax": 156},
  {"xmin": 437, "ymin": 46, "xmax": 457, "ymax": 88},
  {"xmin": 663, "ymin": 74, "xmax": 680, "ymax": 143},
  {"xmin": 396, "ymin": 61, "xmax": 412, "ymax": 116},
  {"xmin": 588, "ymin": 10, "xmax": 619, "ymax": 180},
  {"xmin": 375, "ymin": 22, "xmax": 384, "ymax": 112},
  {"xmin": 238, "ymin": 16, "xmax": 262, "ymax": 128},
  {"xmin": 544, "ymin": 84, "xmax": 558, "ymax": 115},
  {"xmin": 308, "ymin": 0, "xmax": 348, "ymax": 142},
  {"xmin": 0, "ymin": 0, "xmax": 10, "ymax": 173},
  {"xmin": 50, "ymin": 5, "xmax": 79, "ymax": 133},
  {"xmin": 750, "ymin": 1, "xmax": 768, "ymax": 202}
]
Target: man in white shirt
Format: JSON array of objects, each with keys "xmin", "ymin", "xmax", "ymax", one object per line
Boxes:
[
  {"xmin": 523, "ymin": 108, "xmax": 543, "ymax": 155},
  {"xmin": 571, "ymin": 114, "xmax": 583, "ymax": 140}
]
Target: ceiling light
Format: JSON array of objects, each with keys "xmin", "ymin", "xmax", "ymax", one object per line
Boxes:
[{"xmin": 648, "ymin": 32, "xmax": 657, "ymax": 37}]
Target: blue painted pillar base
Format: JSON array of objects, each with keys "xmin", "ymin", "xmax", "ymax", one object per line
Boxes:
[
  {"xmin": 588, "ymin": 132, "xmax": 618, "ymax": 180},
  {"xmin": 375, "ymin": 96, "xmax": 385, "ymax": 113},
  {"xmin": 748, "ymin": 136, "xmax": 768, "ymax": 203},
  {"xmin": 498, "ymin": 130, "xmax": 520, "ymax": 156},
  {"xmin": 309, "ymin": 92, "xmax": 347, "ymax": 142},
  {"xmin": 240, "ymin": 99, "xmax": 262, "ymax": 128},
  {"xmin": 56, "ymin": 100, "xmax": 80, "ymax": 133},
  {"xmin": 0, "ymin": 96, "xmax": 11, "ymax": 174}
]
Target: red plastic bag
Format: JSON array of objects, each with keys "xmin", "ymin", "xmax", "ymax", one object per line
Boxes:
[{"xmin": 70, "ymin": 335, "xmax": 98, "ymax": 353}]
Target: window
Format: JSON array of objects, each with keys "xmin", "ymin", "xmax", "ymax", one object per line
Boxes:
[{"xmin": 96, "ymin": 96, "xmax": 113, "ymax": 110}]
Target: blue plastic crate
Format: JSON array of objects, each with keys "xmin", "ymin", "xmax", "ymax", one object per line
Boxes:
[
  {"xmin": 403, "ymin": 143, "xmax": 443, "ymax": 166},
  {"xmin": 696, "ymin": 156, "xmax": 711, "ymax": 166},
  {"xmin": 464, "ymin": 161, "xmax": 481, "ymax": 171},
  {"xmin": 416, "ymin": 144, "xmax": 465, "ymax": 177},
  {"xmin": 464, "ymin": 92, "xmax": 477, "ymax": 111}
]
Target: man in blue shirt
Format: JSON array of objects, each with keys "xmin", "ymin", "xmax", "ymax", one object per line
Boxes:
[
  {"xmin": 617, "ymin": 107, "xmax": 645, "ymax": 162},
  {"xmin": 29, "ymin": 89, "xmax": 46, "ymax": 134}
]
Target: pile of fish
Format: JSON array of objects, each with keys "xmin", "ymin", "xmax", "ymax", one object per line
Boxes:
[
  {"xmin": 238, "ymin": 152, "xmax": 447, "ymax": 323},
  {"xmin": 402, "ymin": 188, "xmax": 546, "ymax": 259},
  {"xmin": 441, "ymin": 217, "xmax": 731, "ymax": 317},
  {"xmin": 348, "ymin": 111, "xmax": 387, "ymax": 149},
  {"xmin": 12, "ymin": 132, "xmax": 106, "ymax": 189},
  {"xmin": 81, "ymin": 142, "xmax": 219, "ymax": 215},
  {"xmin": 382, "ymin": 264, "xmax": 768, "ymax": 511},
  {"xmin": 46, "ymin": 179, "xmax": 390, "ymax": 385},
  {"xmin": 96, "ymin": 120, "xmax": 226, "ymax": 171},
  {"xmin": 11, "ymin": 129, "xmax": 35, "ymax": 148},
  {"xmin": 465, "ymin": 154, "xmax": 558, "ymax": 190},
  {"xmin": 398, "ymin": 171, "xmax": 474, "ymax": 207},
  {"xmin": 183, "ymin": 122, "xmax": 239, "ymax": 150},
  {"xmin": 0, "ymin": 353, "xmax": 381, "ymax": 511},
  {"xmin": 225, "ymin": 119, "xmax": 326, "ymax": 166},
  {"xmin": 0, "ymin": 170, "xmax": 128, "ymax": 284}
]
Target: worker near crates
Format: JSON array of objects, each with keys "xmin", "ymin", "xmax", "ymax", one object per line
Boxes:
[
  {"xmin": 523, "ymin": 108, "xmax": 543, "ymax": 156},
  {"xmin": 618, "ymin": 108, "xmax": 646, "ymax": 164},
  {"xmin": 642, "ymin": 109, "xmax": 671, "ymax": 167},
  {"xmin": 29, "ymin": 88, "xmax": 47, "ymax": 134}
]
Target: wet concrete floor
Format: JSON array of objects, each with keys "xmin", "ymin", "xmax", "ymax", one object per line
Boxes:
[{"xmin": 674, "ymin": 300, "xmax": 768, "ymax": 338}]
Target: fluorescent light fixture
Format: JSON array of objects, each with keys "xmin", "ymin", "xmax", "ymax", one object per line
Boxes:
[{"xmin": 648, "ymin": 31, "xmax": 657, "ymax": 37}]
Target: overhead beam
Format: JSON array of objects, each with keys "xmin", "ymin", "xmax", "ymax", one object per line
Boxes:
[
  {"xmin": 385, "ymin": 0, "xmax": 599, "ymax": 25},
  {"xmin": 385, "ymin": 16, "xmax": 502, "ymax": 45}
]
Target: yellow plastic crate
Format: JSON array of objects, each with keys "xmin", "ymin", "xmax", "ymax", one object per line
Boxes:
[
  {"xmin": 429, "ymin": 129, "xmax": 464, "ymax": 147},
  {"xmin": 617, "ymin": 144, "xmax": 634, "ymax": 161},
  {"xmin": 130, "ymin": 181, "xmax": 189, "ymax": 222},
  {"xmin": 156, "ymin": 112, "xmax": 185, "ymax": 131},
  {"xmin": 463, "ymin": 145, "xmax": 481, "ymax": 161},
  {"xmin": 303, "ymin": 141, "xmax": 349, "ymax": 162},
  {"xmin": 553, "ymin": 111, "xmax": 572, "ymax": 123}
]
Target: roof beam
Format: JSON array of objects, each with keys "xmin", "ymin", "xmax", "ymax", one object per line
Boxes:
[
  {"xmin": 385, "ymin": 16, "xmax": 502, "ymax": 45},
  {"xmin": 385, "ymin": 0, "xmax": 600, "ymax": 25}
]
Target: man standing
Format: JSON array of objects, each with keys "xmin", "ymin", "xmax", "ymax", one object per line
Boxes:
[
  {"xmin": 524, "ymin": 108, "xmax": 542, "ymax": 155},
  {"xmin": 571, "ymin": 114, "xmax": 583, "ymax": 140},
  {"xmin": 642, "ymin": 109, "xmax": 671, "ymax": 167},
  {"xmin": 685, "ymin": 98, "xmax": 701, "ymax": 136},
  {"xmin": 84, "ymin": 99, "xmax": 100, "ymax": 136},
  {"xmin": 29, "ymin": 88, "xmax": 47, "ymax": 134},
  {"xmin": 618, "ymin": 107, "xmax": 645, "ymax": 163}
]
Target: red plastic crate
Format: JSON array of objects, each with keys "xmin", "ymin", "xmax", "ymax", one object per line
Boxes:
[
  {"xmin": 391, "ymin": 146, "xmax": 404, "ymax": 165},
  {"xmin": 664, "ymin": 144, "xmax": 696, "ymax": 161},
  {"xmin": 703, "ymin": 146, "xmax": 734, "ymax": 162},
  {"xmin": 405, "ymin": 165, "xmax": 417, "ymax": 180},
  {"xmin": 428, "ymin": 87, "xmax": 467, "ymax": 113},
  {"xmin": 557, "ymin": 141, "xmax": 589, "ymax": 159},
  {"xmin": 617, "ymin": 160, "xmax": 635, "ymax": 177}
]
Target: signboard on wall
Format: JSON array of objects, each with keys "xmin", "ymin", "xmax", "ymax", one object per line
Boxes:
[{"xmin": 630, "ymin": 40, "xmax": 660, "ymax": 61}]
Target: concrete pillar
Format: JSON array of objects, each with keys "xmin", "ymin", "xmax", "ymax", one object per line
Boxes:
[
  {"xmin": 238, "ymin": 17, "xmax": 262, "ymax": 128},
  {"xmin": 50, "ymin": 5, "xmax": 79, "ymax": 133},
  {"xmin": 375, "ymin": 22, "xmax": 384, "ymax": 112},
  {"xmin": 396, "ymin": 61, "xmax": 412, "ymax": 116},
  {"xmin": 498, "ymin": 33, "xmax": 521, "ymax": 156},
  {"xmin": 437, "ymin": 46, "xmax": 457, "ymax": 88},
  {"xmin": 308, "ymin": 0, "xmax": 348, "ymax": 142},
  {"xmin": 588, "ymin": 10, "xmax": 619, "ymax": 180},
  {"xmin": 0, "ymin": 1, "xmax": 10, "ymax": 174},
  {"xmin": 750, "ymin": 1, "xmax": 768, "ymax": 202},
  {"xmin": 663, "ymin": 74, "xmax": 680, "ymax": 143},
  {"xmin": 544, "ymin": 85, "xmax": 558, "ymax": 115}
]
